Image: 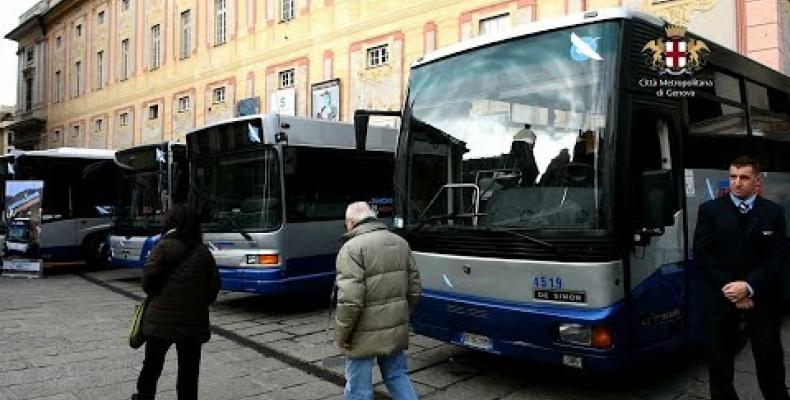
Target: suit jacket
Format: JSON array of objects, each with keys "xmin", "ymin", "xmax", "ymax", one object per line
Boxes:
[{"xmin": 693, "ymin": 196, "xmax": 786, "ymax": 314}]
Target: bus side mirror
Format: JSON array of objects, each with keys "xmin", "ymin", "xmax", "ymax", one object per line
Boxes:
[
  {"xmin": 353, "ymin": 109, "xmax": 401, "ymax": 151},
  {"xmin": 641, "ymin": 169, "xmax": 674, "ymax": 230},
  {"xmin": 354, "ymin": 112, "xmax": 370, "ymax": 151}
]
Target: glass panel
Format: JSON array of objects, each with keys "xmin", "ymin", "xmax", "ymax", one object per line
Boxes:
[
  {"xmin": 688, "ymin": 97, "xmax": 746, "ymax": 136},
  {"xmin": 191, "ymin": 148, "xmax": 281, "ymax": 232},
  {"xmin": 403, "ymin": 22, "xmax": 619, "ymax": 231},
  {"xmin": 284, "ymin": 147, "xmax": 393, "ymax": 222}
]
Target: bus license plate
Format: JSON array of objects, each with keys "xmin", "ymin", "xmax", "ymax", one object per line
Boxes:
[{"xmin": 461, "ymin": 332, "xmax": 492, "ymax": 351}]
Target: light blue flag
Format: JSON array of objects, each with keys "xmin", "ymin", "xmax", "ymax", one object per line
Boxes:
[{"xmin": 248, "ymin": 123, "xmax": 261, "ymax": 143}]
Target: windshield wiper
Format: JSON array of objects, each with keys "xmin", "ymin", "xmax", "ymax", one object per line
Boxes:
[
  {"xmin": 410, "ymin": 212, "xmax": 486, "ymax": 234},
  {"xmin": 216, "ymin": 214, "xmax": 254, "ymax": 242},
  {"xmin": 475, "ymin": 225, "xmax": 565, "ymax": 259}
]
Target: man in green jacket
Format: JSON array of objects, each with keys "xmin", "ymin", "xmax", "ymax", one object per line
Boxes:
[{"xmin": 335, "ymin": 201, "xmax": 422, "ymax": 400}]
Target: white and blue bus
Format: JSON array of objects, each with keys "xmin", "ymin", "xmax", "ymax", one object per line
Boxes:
[
  {"xmin": 109, "ymin": 142, "xmax": 188, "ymax": 268},
  {"xmin": 4, "ymin": 148, "xmax": 120, "ymax": 268},
  {"xmin": 187, "ymin": 114, "xmax": 396, "ymax": 295},
  {"xmin": 356, "ymin": 8, "xmax": 790, "ymax": 371}
]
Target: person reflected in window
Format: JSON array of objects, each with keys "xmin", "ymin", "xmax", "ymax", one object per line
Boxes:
[
  {"xmin": 539, "ymin": 148, "xmax": 570, "ymax": 187},
  {"xmin": 509, "ymin": 124, "xmax": 538, "ymax": 187},
  {"xmin": 573, "ymin": 130, "xmax": 595, "ymax": 165}
]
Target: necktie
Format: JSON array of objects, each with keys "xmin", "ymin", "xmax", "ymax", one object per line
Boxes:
[{"xmin": 738, "ymin": 200, "xmax": 749, "ymax": 214}]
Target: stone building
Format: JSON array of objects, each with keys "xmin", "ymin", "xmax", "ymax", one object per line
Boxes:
[{"xmin": 5, "ymin": 0, "xmax": 790, "ymax": 150}]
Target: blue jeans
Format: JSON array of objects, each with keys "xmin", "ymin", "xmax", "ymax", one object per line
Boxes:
[{"xmin": 344, "ymin": 350, "xmax": 419, "ymax": 400}]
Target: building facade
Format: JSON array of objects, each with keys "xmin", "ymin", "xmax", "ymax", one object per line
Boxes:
[
  {"xmin": 5, "ymin": 0, "xmax": 49, "ymax": 150},
  {"xmin": 7, "ymin": 0, "xmax": 790, "ymax": 150}
]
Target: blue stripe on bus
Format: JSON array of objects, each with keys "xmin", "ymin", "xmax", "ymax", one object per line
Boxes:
[
  {"xmin": 112, "ymin": 257, "xmax": 144, "ymax": 268},
  {"xmin": 412, "ymin": 260, "xmax": 694, "ymax": 371},
  {"xmin": 411, "ymin": 288, "xmax": 630, "ymax": 371},
  {"xmin": 110, "ymin": 235, "xmax": 161, "ymax": 269},
  {"xmin": 218, "ymin": 253, "xmax": 336, "ymax": 295},
  {"xmin": 629, "ymin": 261, "xmax": 688, "ymax": 352}
]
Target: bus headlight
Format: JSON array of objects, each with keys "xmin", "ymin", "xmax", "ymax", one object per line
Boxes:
[
  {"xmin": 245, "ymin": 254, "xmax": 279, "ymax": 266},
  {"xmin": 558, "ymin": 323, "xmax": 591, "ymax": 346},
  {"xmin": 558, "ymin": 324, "xmax": 613, "ymax": 348}
]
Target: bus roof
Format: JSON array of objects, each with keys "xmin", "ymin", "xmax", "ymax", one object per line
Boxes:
[
  {"xmin": 280, "ymin": 115, "xmax": 396, "ymax": 152},
  {"xmin": 413, "ymin": 7, "xmax": 790, "ymax": 93},
  {"xmin": 21, "ymin": 147, "xmax": 115, "ymax": 160},
  {"xmin": 413, "ymin": 8, "xmax": 660, "ymax": 68},
  {"xmin": 116, "ymin": 141, "xmax": 184, "ymax": 155},
  {"xmin": 187, "ymin": 114, "xmax": 397, "ymax": 153}
]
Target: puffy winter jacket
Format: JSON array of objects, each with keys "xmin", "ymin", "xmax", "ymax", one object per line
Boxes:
[{"xmin": 335, "ymin": 220, "xmax": 421, "ymax": 358}]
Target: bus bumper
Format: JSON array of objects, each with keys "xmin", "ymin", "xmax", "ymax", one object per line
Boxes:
[
  {"xmin": 411, "ymin": 289, "xmax": 631, "ymax": 372},
  {"xmin": 219, "ymin": 267, "xmax": 335, "ymax": 296},
  {"xmin": 111, "ymin": 257, "xmax": 145, "ymax": 268}
]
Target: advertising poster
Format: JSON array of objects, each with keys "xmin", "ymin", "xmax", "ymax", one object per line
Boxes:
[
  {"xmin": 311, "ymin": 79, "xmax": 340, "ymax": 121},
  {"xmin": 2, "ymin": 180, "xmax": 44, "ymax": 278}
]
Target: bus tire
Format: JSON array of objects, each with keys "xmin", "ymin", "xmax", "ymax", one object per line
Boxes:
[{"xmin": 82, "ymin": 233, "xmax": 109, "ymax": 270}]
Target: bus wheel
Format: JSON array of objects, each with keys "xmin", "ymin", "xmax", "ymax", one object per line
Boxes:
[{"xmin": 82, "ymin": 234, "xmax": 109, "ymax": 270}]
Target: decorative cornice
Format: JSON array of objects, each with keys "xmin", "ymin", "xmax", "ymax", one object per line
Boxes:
[{"xmin": 643, "ymin": 0, "xmax": 718, "ymax": 25}]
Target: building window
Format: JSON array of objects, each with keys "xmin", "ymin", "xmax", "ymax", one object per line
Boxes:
[
  {"xmin": 73, "ymin": 125, "xmax": 80, "ymax": 138},
  {"xmin": 95, "ymin": 119, "xmax": 103, "ymax": 132},
  {"xmin": 148, "ymin": 104, "xmax": 159, "ymax": 119},
  {"xmin": 121, "ymin": 39, "xmax": 130, "ymax": 80},
  {"xmin": 54, "ymin": 70, "xmax": 61, "ymax": 103},
  {"xmin": 121, "ymin": 0, "xmax": 130, "ymax": 11},
  {"xmin": 97, "ymin": 11, "xmax": 105, "ymax": 25},
  {"xmin": 26, "ymin": 49, "xmax": 34, "ymax": 64},
  {"xmin": 281, "ymin": 0, "xmax": 294, "ymax": 22},
  {"xmin": 215, "ymin": 0, "xmax": 227, "ymax": 45},
  {"xmin": 178, "ymin": 96, "xmax": 190, "ymax": 112},
  {"xmin": 56, "ymin": 36, "xmax": 62, "ymax": 47},
  {"xmin": 180, "ymin": 10, "xmax": 191, "ymax": 59},
  {"xmin": 75, "ymin": 24, "xmax": 82, "ymax": 37},
  {"xmin": 25, "ymin": 78, "xmax": 33, "ymax": 111},
  {"xmin": 120, "ymin": 112, "xmax": 129, "ymax": 126},
  {"xmin": 279, "ymin": 69, "xmax": 294, "ymax": 88},
  {"xmin": 150, "ymin": 25, "xmax": 161, "ymax": 70},
  {"xmin": 367, "ymin": 45, "xmax": 389, "ymax": 68},
  {"xmin": 74, "ymin": 61, "xmax": 82, "ymax": 97},
  {"xmin": 96, "ymin": 51, "xmax": 104, "ymax": 89},
  {"xmin": 53, "ymin": 130, "xmax": 61, "ymax": 142},
  {"xmin": 479, "ymin": 13, "xmax": 509, "ymax": 36},
  {"xmin": 213, "ymin": 87, "xmax": 226, "ymax": 103}
]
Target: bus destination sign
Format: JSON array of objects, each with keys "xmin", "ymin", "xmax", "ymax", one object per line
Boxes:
[{"xmin": 534, "ymin": 290, "xmax": 586, "ymax": 303}]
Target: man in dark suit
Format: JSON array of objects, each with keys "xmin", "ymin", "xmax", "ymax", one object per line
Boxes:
[{"xmin": 694, "ymin": 156, "xmax": 788, "ymax": 400}]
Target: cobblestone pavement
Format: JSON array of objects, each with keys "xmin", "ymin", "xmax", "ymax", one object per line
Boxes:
[{"xmin": 2, "ymin": 268, "xmax": 789, "ymax": 400}]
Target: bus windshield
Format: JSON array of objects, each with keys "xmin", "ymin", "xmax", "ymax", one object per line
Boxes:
[
  {"xmin": 401, "ymin": 21, "xmax": 619, "ymax": 233},
  {"xmin": 115, "ymin": 147, "xmax": 165, "ymax": 232},
  {"xmin": 191, "ymin": 148, "xmax": 282, "ymax": 233}
]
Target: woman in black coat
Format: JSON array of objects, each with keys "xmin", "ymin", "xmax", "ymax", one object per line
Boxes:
[{"xmin": 133, "ymin": 204, "xmax": 220, "ymax": 400}]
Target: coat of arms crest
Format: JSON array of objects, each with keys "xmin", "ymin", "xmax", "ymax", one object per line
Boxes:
[{"xmin": 641, "ymin": 24, "xmax": 710, "ymax": 76}]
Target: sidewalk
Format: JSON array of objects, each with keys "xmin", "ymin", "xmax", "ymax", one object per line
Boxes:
[{"xmin": 0, "ymin": 272, "xmax": 344, "ymax": 400}]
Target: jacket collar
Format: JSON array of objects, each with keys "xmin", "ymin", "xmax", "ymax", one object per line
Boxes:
[{"xmin": 341, "ymin": 219, "xmax": 387, "ymax": 242}]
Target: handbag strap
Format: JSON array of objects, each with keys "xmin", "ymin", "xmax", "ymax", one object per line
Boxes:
[{"xmin": 150, "ymin": 240, "xmax": 203, "ymax": 296}]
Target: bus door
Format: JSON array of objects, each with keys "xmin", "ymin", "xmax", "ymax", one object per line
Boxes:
[
  {"xmin": 625, "ymin": 100, "xmax": 687, "ymax": 354},
  {"xmin": 73, "ymin": 160, "xmax": 119, "ymax": 263}
]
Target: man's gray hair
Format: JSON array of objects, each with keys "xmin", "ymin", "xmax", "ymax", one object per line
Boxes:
[{"xmin": 345, "ymin": 201, "xmax": 377, "ymax": 225}]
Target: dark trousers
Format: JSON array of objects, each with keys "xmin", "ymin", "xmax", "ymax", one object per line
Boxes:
[
  {"xmin": 136, "ymin": 337, "xmax": 202, "ymax": 400},
  {"xmin": 708, "ymin": 308, "xmax": 789, "ymax": 400}
]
